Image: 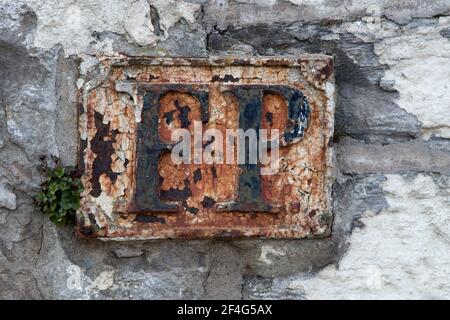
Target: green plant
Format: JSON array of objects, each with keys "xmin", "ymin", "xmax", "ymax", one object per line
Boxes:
[{"xmin": 35, "ymin": 156, "xmax": 83, "ymax": 225}]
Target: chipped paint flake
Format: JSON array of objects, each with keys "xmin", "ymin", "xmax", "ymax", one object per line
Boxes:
[{"xmin": 93, "ymin": 192, "xmax": 114, "ymax": 220}]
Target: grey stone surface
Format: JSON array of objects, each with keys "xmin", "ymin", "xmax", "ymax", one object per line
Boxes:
[
  {"xmin": 0, "ymin": 3, "xmax": 59, "ymax": 159},
  {"xmin": 338, "ymin": 137, "xmax": 450, "ymax": 174},
  {"xmin": 55, "ymin": 49, "xmax": 79, "ymax": 167},
  {"xmin": 441, "ymin": 27, "xmax": 450, "ymax": 38},
  {"xmin": 0, "ymin": 0, "xmax": 450, "ymax": 299},
  {"xmin": 203, "ymin": 0, "xmax": 450, "ymax": 29}
]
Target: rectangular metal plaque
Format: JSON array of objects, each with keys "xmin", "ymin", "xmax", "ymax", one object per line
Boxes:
[{"xmin": 77, "ymin": 56, "xmax": 335, "ymax": 239}]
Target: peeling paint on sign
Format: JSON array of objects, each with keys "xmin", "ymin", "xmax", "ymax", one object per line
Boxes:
[{"xmin": 76, "ymin": 56, "xmax": 335, "ymax": 239}]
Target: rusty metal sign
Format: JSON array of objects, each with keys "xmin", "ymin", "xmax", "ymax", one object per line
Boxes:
[{"xmin": 77, "ymin": 56, "xmax": 335, "ymax": 239}]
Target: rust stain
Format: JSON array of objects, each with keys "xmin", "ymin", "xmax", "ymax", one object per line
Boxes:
[{"xmin": 76, "ymin": 56, "xmax": 335, "ymax": 240}]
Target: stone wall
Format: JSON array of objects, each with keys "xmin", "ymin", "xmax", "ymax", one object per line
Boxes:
[{"xmin": 0, "ymin": 0, "xmax": 449, "ymax": 299}]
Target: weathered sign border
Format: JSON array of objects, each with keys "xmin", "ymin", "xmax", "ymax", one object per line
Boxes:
[{"xmin": 76, "ymin": 56, "xmax": 335, "ymax": 240}]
